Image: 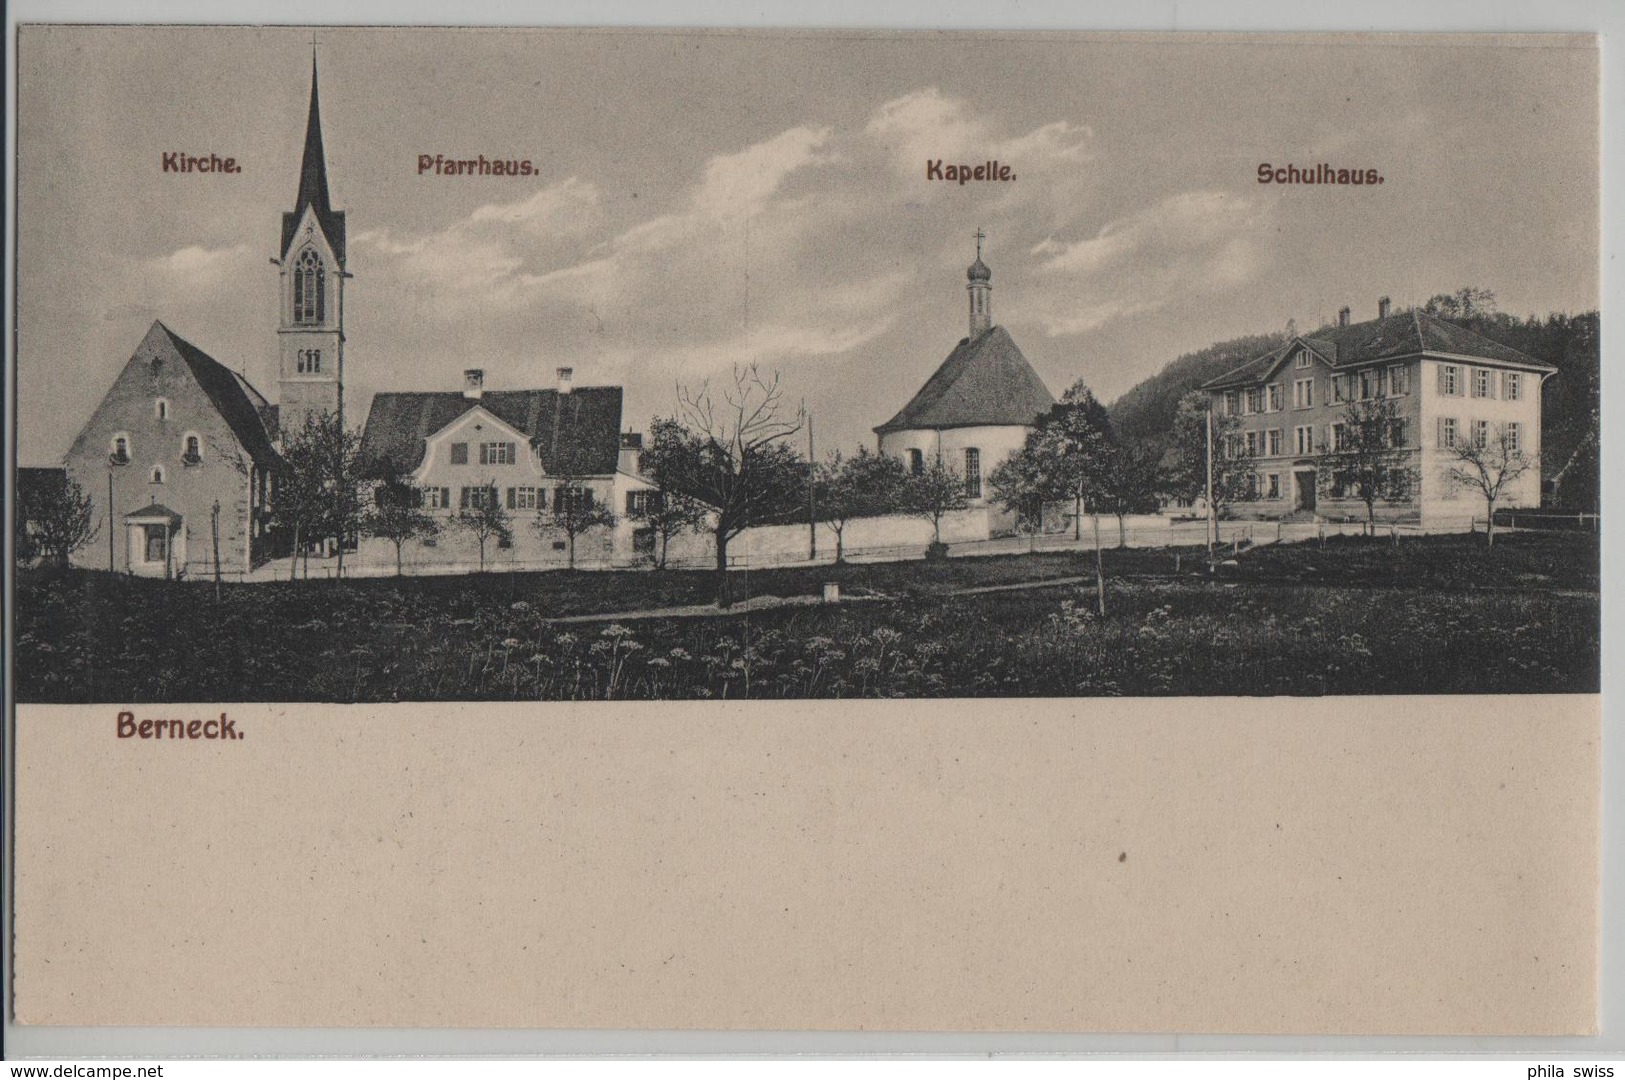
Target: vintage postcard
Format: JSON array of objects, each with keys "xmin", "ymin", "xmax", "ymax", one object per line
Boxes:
[{"xmin": 8, "ymin": 25, "xmax": 1602, "ymax": 1034}]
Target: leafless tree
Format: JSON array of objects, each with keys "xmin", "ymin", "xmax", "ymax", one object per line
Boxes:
[
  {"xmin": 1448, "ymin": 422, "xmax": 1535, "ymax": 547},
  {"xmin": 643, "ymin": 365, "xmax": 805, "ymax": 607}
]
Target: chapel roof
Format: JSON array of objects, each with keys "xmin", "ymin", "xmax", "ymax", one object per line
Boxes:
[{"xmin": 875, "ymin": 325, "xmax": 1056, "ymax": 434}]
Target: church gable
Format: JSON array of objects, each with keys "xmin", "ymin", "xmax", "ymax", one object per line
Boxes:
[{"xmin": 65, "ymin": 322, "xmax": 273, "ymax": 471}]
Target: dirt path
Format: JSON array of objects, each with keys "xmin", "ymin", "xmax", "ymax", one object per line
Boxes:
[{"xmin": 546, "ymin": 574, "xmax": 1101, "ymax": 624}]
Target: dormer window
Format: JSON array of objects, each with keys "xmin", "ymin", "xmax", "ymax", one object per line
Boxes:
[
  {"xmin": 181, "ymin": 434, "xmax": 202, "ymax": 465},
  {"xmin": 110, "ymin": 434, "xmax": 131, "ymax": 465},
  {"xmin": 293, "ymin": 248, "xmax": 326, "ymax": 324},
  {"xmin": 155, "ymin": 398, "xmax": 169, "ymax": 421}
]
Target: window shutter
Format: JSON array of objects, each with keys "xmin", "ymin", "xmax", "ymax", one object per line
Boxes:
[
  {"xmin": 1488, "ymin": 372, "xmax": 1497, "ymax": 399},
  {"xmin": 1436, "ymin": 366, "xmax": 1446, "ymax": 395},
  {"xmin": 1436, "ymin": 418, "xmax": 1445, "ymax": 447},
  {"xmin": 537, "ymin": 487, "xmax": 548, "ymax": 510},
  {"xmin": 506, "ymin": 487, "xmax": 516, "ymax": 510},
  {"xmin": 506, "ymin": 442, "xmax": 516, "ymax": 462},
  {"xmin": 626, "ymin": 492, "xmax": 636, "ymax": 514},
  {"xmin": 583, "ymin": 488, "xmax": 594, "ymax": 509},
  {"xmin": 459, "ymin": 486, "xmax": 469, "ymax": 509},
  {"xmin": 441, "ymin": 487, "xmax": 451, "ymax": 508}
]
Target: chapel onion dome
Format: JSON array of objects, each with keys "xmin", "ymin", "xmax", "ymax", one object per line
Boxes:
[{"xmin": 967, "ymin": 256, "xmax": 992, "ymax": 282}]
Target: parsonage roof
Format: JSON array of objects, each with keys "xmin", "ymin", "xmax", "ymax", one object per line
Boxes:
[{"xmin": 360, "ymin": 387, "xmax": 625, "ymax": 477}]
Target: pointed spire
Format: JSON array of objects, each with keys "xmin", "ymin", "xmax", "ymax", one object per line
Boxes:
[
  {"xmin": 281, "ymin": 51, "xmax": 345, "ymax": 263},
  {"xmin": 296, "ymin": 52, "xmax": 332, "ymax": 219}
]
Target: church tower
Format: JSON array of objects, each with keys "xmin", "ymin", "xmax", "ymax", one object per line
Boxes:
[
  {"xmin": 277, "ymin": 53, "xmax": 347, "ymax": 435},
  {"xmin": 967, "ymin": 227, "xmax": 993, "ymax": 336}
]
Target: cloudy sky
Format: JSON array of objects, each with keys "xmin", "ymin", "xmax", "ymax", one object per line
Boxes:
[{"xmin": 16, "ymin": 26, "xmax": 1598, "ymax": 464}]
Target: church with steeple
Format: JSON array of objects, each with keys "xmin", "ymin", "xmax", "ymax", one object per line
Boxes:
[
  {"xmin": 276, "ymin": 55, "xmax": 347, "ymax": 435},
  {"xmin": 874, "ymin": 232, "xmax": 1056, "ymax": 506},
  {"xmin": 62, "ymin": 55, "xmax": 344, "ymax": 577}
]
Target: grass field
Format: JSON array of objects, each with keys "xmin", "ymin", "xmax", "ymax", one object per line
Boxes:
[{"xmin": 13, "ymin": 531, "xmax": 1599, "ymax": 702}]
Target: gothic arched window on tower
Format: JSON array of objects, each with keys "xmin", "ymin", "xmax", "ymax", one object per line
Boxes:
[{"xmin": 294, "ymin": 249, "xmax": 326, "ymax": 324}]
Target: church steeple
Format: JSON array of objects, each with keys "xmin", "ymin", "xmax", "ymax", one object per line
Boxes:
[
  {"xmin": 296, "ymin": 53, "xmax": 333, "ymax": 224},
  {"xmin": 966, "ymin": 227, "xmax": 993, "ymax": 336},
  {"xmin": 280, "ymin": 52, "xmax": 346, "ymax": 266},
  {"xmin": 277, "ymin": 50, "xmax": 347, "ymax": 434}
]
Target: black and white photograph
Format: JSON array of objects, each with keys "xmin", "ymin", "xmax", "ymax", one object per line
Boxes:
[
  {"xmin": 11, "ymin": 27, "xmax": 1600, "ymax": 702},
  {"xmin": 6, "ymin": 21, "xmax": 1610, "ymax": 1045}
]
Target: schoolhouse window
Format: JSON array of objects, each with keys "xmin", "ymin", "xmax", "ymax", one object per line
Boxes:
[
  {"xmin": 1507, "ymin": 422, "xmax": 1522, "ymax": 452},
  {"xmin": 155, "ymin": 398, "xmax": 169, "ymax": 421},
  {"xmin": 1504, "ymin": 372, "xmax": 1522, "ymax": 401},
  {"xmin": 964, "ymin": 448, "xmax": 982, "ymax": 499}
]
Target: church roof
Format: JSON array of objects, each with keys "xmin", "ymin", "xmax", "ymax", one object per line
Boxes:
[
  {"xmin": 360, "ymin": 386, "xmax": 625, "ymax": 477},
  {"xmin": 280, "ymin": 56, "xmax": 346, "ymax": 263},
  {"xmin": 1203, "ymin": 310, "xmax": 1553, "ymax": 390},
  {"xmin": 147, "ymin": 322, "xmax": 282, "ymax": 467},
  {"xmin": 874, "ymin": 325, "xmax": 1056, "ymax": 434}
]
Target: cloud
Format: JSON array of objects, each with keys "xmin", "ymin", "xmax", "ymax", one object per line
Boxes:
[{"xmin": 1014, "ymin": 190, "xmax": 1271, "ymax": 336}]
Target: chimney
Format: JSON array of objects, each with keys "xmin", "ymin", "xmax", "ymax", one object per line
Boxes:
[
  {"xmin": 1378, "ymin": 295, "xmax": 1391, "ymax": 319},
  {"xmin": 462, "ymin": 368, "xmax": 485, "ymax": 399},
  {"xmin": 1338, "ymin": 306, "xmax": 1351, "ymax": 328},
  {"xmin": 556, "ymin": 366, "xmax": 573, "ymax": 395}
]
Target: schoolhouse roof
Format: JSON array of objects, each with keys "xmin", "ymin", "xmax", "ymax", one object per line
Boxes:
[
  {"xmin": 360, "ymin": 386, "xmax": 625, "ymax": 477},
  {"xmin": 1202, "ymin": 310, "xmax": 1553, "ymax": 391},
  {"xmin": 874, "ymin": 325, "xmax": 1056, "ymax": 434}
]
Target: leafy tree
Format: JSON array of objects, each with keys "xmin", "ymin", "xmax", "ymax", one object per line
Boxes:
[
  {"xmin": 1422, "ymin": 287, "xmax": 1497, "ymax": 320},
  {"xmin": 538, "ymin": 484, "xmax": 617, "ymax": 570},
  {"xmin": 814, "ymin": 448, "xmax": 907, "ymax": 563},
  {"xmin": 641, "ymin": 366, "xmax": 806, "ymax": 607},
  {"xmin": 18, "ymin": 473, "xmax": 99, "ymax": 565},
  {"xmin": 627, "ymin": 488, "xmax": 710, "ymax": 570},
  {"xmin": 277, "ymin": 411, "xmax": 368, "ymax": 580},
  {"xmin": 899, "ymin": 457, "xmax": 968, "ymax": 549},
  {"xmin": 453, "ymin": 483, "xmax": 512, "ymax": 571},
  {"xmin": 1094, "ymin": 444, "xmax": 1164, "ymax": 547},
  {"xmin": 1318, "ymin": 398, "xmax": 1418, "ymax": 527},
  {"xmin": 1447, "ymin": 422, "xmax": 1535, "ymax": 547},
  {"xmin": 1169, "ymin": 390, "xmax": 1253, "ymax": 517},
  {"xmin": 1034, "ymin": 380, "xmax": 1117, "ymax": 539},
  {"xmin": 988, "ymin": 439, "xmax": 1065, "ymax": 532},
  {"xmin": 361, "ymin": 472, "xmax": 440, "ymax": 576}
]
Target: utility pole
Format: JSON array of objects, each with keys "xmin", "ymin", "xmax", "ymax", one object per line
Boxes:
[
  {"xmin": 1206, "ymin": 405, "xmax": 1217, "ymax": 566},
  {"xmin": 211, "ymin": 499, "xmax": 223, "ymax": 601},
  {"xmin": 107, "ymin": 469, "xmax": 115, "ymax": 572},
  {"xmin": 807, "ymin": 410, "xmax": 817, "ymax": 562}
]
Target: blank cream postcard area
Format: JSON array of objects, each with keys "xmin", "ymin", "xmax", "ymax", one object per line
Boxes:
[{"xmin": 9, "ymin": 26, "xmax": 1601, "ymax": 1032}]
